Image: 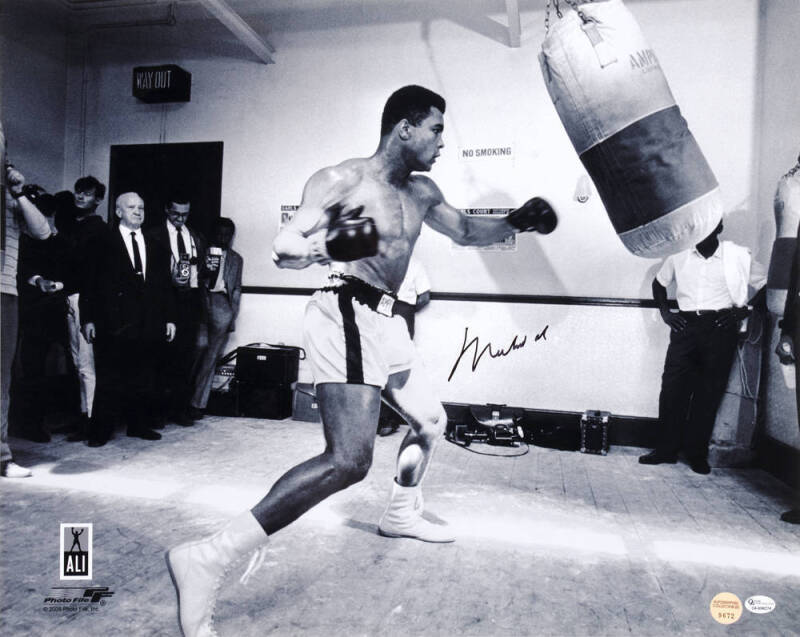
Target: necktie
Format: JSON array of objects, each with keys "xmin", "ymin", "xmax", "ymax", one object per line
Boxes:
[
  {"xmin": 131, "ymin": 231, "xmax": 143, "ymax": 278},
  {"xmin": 177, "ymin": 229, "xmax": 187, "ymax": 257}
]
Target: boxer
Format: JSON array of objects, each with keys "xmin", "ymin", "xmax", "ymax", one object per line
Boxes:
[{"xmin": 166, "ymin": 85, "xmax": 557, "ymax": 637}]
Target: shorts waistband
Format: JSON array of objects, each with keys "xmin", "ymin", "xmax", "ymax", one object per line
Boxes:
[{"xmin": 321, "ymin": 274, "xmax": 398, "ymax": 317}]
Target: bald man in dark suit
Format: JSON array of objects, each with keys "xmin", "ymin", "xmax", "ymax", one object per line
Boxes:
[{"xmin": 80, "ymin": 192, "xmax": 176, "ymax": 447}]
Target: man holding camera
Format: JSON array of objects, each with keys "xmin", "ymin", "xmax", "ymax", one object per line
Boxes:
[{"xmin": 147, "ymin": 194, "xmax": 206, "ymax": 427}]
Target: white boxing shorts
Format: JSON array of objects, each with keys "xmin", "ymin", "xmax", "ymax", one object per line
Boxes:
[{"xmin": 304, "ymin": 276, "xmax": 417, "ymax": 388}]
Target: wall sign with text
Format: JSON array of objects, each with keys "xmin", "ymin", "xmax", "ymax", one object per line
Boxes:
[
  {"xmin": 452, "ymin": 208, "xmax": 517, "ymax": 252},
  {"xmin": 459, "ymin": 145, "xmax": 514, "ymax": 161},
  {"xmin": 132, "ymin": 65, "xmax": 191, "ymax": 103}
]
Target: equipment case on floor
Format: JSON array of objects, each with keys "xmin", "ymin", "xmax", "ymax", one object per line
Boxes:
[
  {"xmin": 235, "ymin": 343, "xmax": 304, "ymax": 385},
  {"xmin": 580, "ymin": 410, "xmax": 611, "ymax": 455}
]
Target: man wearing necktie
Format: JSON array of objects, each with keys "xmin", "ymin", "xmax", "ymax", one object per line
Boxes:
[
  {"xmin": 80, "ymin": 192, "xmax": 176, "ymax": 447},
  {"xmin": 148, "ymin": 194, "xmax": 207, "ymax": 427}
]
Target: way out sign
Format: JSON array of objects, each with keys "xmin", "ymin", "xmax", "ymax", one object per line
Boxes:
[{"xmin": 132, "ymin": 65, "xmax": 191, "ymax": 103}]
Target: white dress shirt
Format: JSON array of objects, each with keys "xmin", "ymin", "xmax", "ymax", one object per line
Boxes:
[
  {"xmin": 118, "ymin": 224, "xmax": 146, "ymax": 280},
  {"xmin": 656, "ymin": 241, "xmax": 766, "ymax": 311}
]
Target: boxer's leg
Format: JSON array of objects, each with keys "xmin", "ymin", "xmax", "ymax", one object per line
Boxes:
[
  {"xmin": 378, "ymin": 363, "xmax": 453, "ymax": 542},
  {"xmin": 382, "ymin": 365, "xmax": 447, "ymax": 487},
  {"xmin": 251, "ymin": 382, "xmax": 381, "ymax": 533},
  {"xmin": 167, "ymin": 382, "xmax": 381, "ymax": 637}
]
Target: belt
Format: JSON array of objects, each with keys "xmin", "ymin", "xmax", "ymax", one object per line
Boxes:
[{"xmin": 322, "ymin": 275, "xmax": 398, "ymax": 317}]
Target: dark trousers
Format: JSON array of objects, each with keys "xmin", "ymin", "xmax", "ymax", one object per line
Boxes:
[
  {"xmin": 160, "ymin": 287, "xmax": 202, "ymax": 416},
  {"xmin": 656, "ymin": 313, "xmax": 739, "ymax": 459},
  {"xmin": 90, "ymin": 335, "xmax": 159, "ymax": 442},
  {"xmin": 13, "ymin": 297, "xmax": 73, "ymax": 430}
]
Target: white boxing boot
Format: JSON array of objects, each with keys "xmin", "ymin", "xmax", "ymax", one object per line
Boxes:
[
  {"xmin": 377, "ymin": 480, "xmax": 454, "ymax": 543},
  {"xmin": 166, "ymin": 511, "xmax": 269, "ymax": 637}
]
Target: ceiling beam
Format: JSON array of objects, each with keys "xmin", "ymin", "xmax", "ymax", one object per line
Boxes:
[
  {"xmin": 505, "ymin": 0, "xmax": 521, "ymax": 48},
  {"xmin": 197, "ymin": 0, "xmax": 275, "ymax": 64}
]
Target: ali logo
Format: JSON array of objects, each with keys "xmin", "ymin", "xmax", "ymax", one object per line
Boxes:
[{"xmin": 60, "ymin": 523, "xmax": 92, "ymax": 580}]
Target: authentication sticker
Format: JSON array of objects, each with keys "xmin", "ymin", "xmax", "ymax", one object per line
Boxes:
[
  {"xmin": 745, "ymin": 595, "xmax": 776, "ymax": 614},
  {"xmin": 710, "ymin": 592, "xmax": 742, "ymax": 625}
]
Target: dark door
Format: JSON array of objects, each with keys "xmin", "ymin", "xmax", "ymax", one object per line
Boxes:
[{"xmin": 108, "ymin": 142, "xmax": 223, "ymax": 240}]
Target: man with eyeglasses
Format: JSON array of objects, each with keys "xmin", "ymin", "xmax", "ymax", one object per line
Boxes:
[{"xmin": 147, "ymin": 194, "xmax": 206, "ymax": 428}]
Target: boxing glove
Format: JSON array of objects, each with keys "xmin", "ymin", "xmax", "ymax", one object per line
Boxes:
[
  {"xmin": 324, "ymin": 216, "xmax": 379, "ymax": 262},
  {"xmin": 507, "ymin": 197, "xmax": 558, "ymax": 234}
]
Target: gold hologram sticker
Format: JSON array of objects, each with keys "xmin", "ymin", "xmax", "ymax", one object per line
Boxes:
[{"xmin": 710, "ymin": 592, "xmax": 743, "ymax": 625}]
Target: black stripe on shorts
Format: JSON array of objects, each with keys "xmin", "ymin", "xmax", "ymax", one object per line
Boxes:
[{"xmin": 337, "ymin": 290, "xmax": 364, "ymax": 384}]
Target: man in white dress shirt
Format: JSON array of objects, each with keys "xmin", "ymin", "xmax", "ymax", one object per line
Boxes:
[{"xmin": 639, "ymin": 220, "xmax": 766, "ymax": 473}]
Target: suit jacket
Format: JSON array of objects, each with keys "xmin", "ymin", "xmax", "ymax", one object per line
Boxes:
[
  {"xmin": 80, "ymin": 225, "xmax": 175, "ymax": 342},
  {"xmin": 200, "ymin": 248, "xmax": 243, "ymax": 330},
  {"xmin": 146, "ymin": 221, "xmax": 207, "ymax": 290}
]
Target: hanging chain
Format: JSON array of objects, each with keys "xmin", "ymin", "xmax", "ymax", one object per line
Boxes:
[
  {"xmin": 547, "ymin": 0, "xmax": 591, "ymax": 33},
  {"xmin": 562, "ymin": 0, "xmax": 595, "ymax": 24}
]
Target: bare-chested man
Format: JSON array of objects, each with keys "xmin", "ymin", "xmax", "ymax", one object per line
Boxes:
[{"xmin": 166, "ymin": 85, "xmax": 557, "ymax": 637}]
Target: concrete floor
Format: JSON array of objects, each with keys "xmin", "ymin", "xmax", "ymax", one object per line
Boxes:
[{"xmin": 1, "ymin": 415, "xmax": 799, "ymax": 637}]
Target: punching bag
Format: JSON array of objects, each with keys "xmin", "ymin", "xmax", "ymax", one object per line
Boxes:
[
  {"xmin": 767, "ymin": 161, "xmax": 800, "ymax": 316},
  {"xmin": 539, "ymin": 0, "xmax": 723, "ymax": 258}
]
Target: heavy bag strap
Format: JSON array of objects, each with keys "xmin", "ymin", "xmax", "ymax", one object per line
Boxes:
[
  {"xmin": 546, "ymin": 0, "xmax": 595, "ymax": 32},
  {"xmin": 544, "ymin": 0, "xmax": 616, "ymax": 68}
]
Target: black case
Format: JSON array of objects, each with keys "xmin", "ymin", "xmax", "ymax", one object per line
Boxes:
[
  {"xmin": 580, "ymin": 410, "xmax": 610, "ymax": 455},
  {"xmin": 238, "ymin": 382, "xmax": 293, "ymax": 420},
  {"xmin": 235, "ymin": 343, "xmax": 305, "ymax": 385}
]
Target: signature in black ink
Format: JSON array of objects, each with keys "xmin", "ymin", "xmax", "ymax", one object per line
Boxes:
[{"xmin": 447, "ymin": 325, "xmax": 548, "ymax": 382}]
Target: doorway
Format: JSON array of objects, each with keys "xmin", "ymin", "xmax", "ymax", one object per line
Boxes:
[{"xmin": 108, "ymin": 141, "xmax": 223, "ymax": 239}]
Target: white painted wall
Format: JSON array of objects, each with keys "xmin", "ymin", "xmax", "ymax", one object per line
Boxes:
[
  {"xmin": 0, "ymin": 0, "xmax": 68, "ymax": 189},
  {"xmin": 232, "ymin": 293, "xmax": 668, "ymax": 416},
  {"xmin": 5, "ymin": 0, "xmax": 796, "ymax": 425}
]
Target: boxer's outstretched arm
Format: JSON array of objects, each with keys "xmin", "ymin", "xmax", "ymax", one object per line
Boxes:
[
  {"xmin": 422, "ymin": 178, "xmax": 556, "ymax": 245},
  {"xmin": 272, "ymin": 165, "xmax": 359, "ymax": 269},
  {"xmin": 421, "ymin": 180, "xmax": 513, "ymax": 246}
]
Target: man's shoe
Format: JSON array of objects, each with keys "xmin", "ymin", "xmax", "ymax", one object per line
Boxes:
[
  {"xmin": 378, "ymin": 481, "xmax": 454, "ymax": 543},
  {"xmin": 166, "ymin": 511, "xmax": 269, "ymax": 637},
  {"xmin": 688, "ymin": 457, "xmax": 711, "ymax": 475},
  {"xmin": 187, "ymin": 407, "xmax": 205, "ymax": 421},
  {"xmin": 1, "ymin": 461, "xmax": 32, "ymax": 478},
  {"xmin": 128, "ymin": 428, "xmax": 162, "ymax": 441},
  {"xmin": 638, "ymin": 450, "xmax": 678, "ymax": 465},
  {"xmin": 780, "ymin": 509, "xmax": 800, "ymax": 524}
]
